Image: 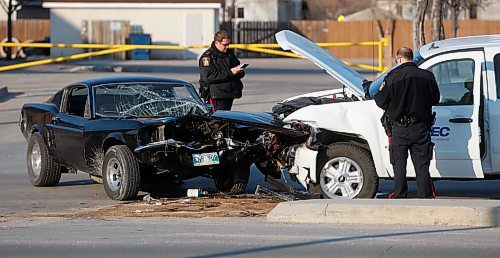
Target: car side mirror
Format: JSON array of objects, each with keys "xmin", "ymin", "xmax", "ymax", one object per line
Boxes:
[{"xmin": 205, "ymin": 103, "xmax": 214, "ymax": 113}]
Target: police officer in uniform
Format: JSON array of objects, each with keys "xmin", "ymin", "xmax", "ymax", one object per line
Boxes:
[
  {"xmin": 199, "ymin": 30, "xmax": 245, "ymax": 111},
  {"xmin": 374, "ymin": 47, "xmax": 440, "ymax": 198}
]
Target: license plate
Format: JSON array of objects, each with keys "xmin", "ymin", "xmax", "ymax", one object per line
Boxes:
[{"xmin": 192, "ymin": 152, "xmax": 220, "ymax": 166}]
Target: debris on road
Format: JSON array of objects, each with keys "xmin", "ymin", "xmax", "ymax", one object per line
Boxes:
[
  {"xmin": 55, "ymin": 194, "xmax": 282, "ymax": 219},
  {"xmin": 254, "ymin": 185, "xmax": 296, "ymax": 201},
  {"xmin": 186, "ymin": 188, "xmax": 208, "ymax": 198},
  {"xmin": 142, "ymin": 194, "xmax": 157, "ymax": 202}
]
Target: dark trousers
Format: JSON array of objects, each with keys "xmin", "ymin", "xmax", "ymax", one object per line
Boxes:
[
  {"xmin": 212, "ymin": 98, "xmax": 234, "ymax": 111},
  {"xmin": 391, "ymin": 122, "xmax": 435, "ymax": 198}
]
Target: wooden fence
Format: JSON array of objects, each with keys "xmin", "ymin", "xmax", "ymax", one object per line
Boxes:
[
  {"xmin": 0, "ymin": 19, "xmax": 50, "ymax": 42},
  {"xmin": 228, "ymin": 19, "xmax": 500, "ymax": 62}
]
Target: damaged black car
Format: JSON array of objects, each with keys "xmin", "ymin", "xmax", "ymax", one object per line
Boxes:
[{"xmin": 19, "ymin": 76, "xmax": 308, "ymax": 200}]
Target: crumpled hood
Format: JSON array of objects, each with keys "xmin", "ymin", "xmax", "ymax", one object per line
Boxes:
[{"xmin": 211, "ymin": 111, "xmax": 285, "ymax": 128}]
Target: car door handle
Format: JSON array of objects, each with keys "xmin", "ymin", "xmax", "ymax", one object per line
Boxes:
[
  {"xmin": 449, "ymin": 118, "xmax": 473, "ymax": 123},
  {"xmin": 51, "ymin": 116, "xmax": 61, "ymax": 123}
]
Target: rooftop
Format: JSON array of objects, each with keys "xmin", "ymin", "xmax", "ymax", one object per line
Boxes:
[{"xmin": 420, "ymin": 34, "xmax": 500, "ymax": 58}]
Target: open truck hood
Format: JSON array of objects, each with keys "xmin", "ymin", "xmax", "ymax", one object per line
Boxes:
[{"xmin": 275, "ymin": 30, "xmax": 367, "ymax": 100}]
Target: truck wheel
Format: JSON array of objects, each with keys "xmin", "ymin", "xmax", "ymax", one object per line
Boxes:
[
  {"xmin": 213, "ymin": 164, "xmax": 250, "ymax": 194},
  {"xmin": 311, "ymin": 143, "xmax": 378, "ymax": 199},
  {"xmin": 27, "ymin": 132, "xmax": 62, "ymax": 186},
  {"xmin": 103, "ymin": 145, "xmax": 140, "ymax": 200}
]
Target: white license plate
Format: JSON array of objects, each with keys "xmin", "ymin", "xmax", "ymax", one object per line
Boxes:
[{"xmin": 192, "ymin": 152, "xmax": 220, "ymax": 166}]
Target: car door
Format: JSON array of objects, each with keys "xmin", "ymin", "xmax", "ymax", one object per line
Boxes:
[
  {"xmin": 47, "ymin": 85, "xmax": 89, "ymax": 171},
  {"xmin": 418, "ymin": 51, "xmax": 484, "ymax": 178}
]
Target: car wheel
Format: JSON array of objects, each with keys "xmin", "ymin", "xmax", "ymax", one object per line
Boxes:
[
  {"xmin": 27, "ymin": 132, "xmax": 62, "ymax": 186},
  {"xmin": 310, "ymin": 143, "xmax": 378, "ymax": 199},
  {"xmin": 213, "ymin": 164, "xmax": 250, "ymax": 194},
  {"xmin": 103, "ymin": 145, "xmax": 140, "ymax": 200}
]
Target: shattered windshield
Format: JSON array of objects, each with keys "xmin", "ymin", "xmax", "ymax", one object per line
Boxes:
[{"xmin": 93, "ymin": 83, "xmax": 208, "ymax": 118}]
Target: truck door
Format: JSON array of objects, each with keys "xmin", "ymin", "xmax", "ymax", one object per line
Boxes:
[
  {"xmin": 483, "ymin": 47, "xmax": 500, "ymax": 173},
  {"xmin": 419, "ymin": 51, "xmax": 484, "ymax": 178}
]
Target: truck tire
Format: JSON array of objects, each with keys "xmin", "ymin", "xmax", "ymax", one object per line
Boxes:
[
  {"xmin": 310, "ymin": 143, "xmax": 378, "ymax": 199},
  {"xmin": 213, "ymin": 164, "xmax": 250, "ymax": 194},
  {"xmin": 27, "ymin": 132, "xmax": 62, "ymax": 186},
  {"xmin": 103, "ymin": 145, "xmax": 140, "ymax": 200}
]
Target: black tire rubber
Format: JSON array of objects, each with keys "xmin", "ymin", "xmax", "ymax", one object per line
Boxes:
[
  {"xmin": 310, "ymin": 143, "xmax": 378, "ymax": 199},
  {"xmin": 213, "ymin": 164, "xmax": 250, "ymax": 194},
  {"xmin": 26, "ymin": 132, "xmax": 62, "ymax": 187},
  {"xmin": 102, "ymin": 145, "xmax": 140, "ymax": 201}
]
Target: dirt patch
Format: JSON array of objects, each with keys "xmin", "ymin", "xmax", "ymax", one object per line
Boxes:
[
  {"xmin": 67, "ymin": 194, "xmax": 281, "ymax": 218},
  {"xmin": 2, "ymin": 194, "xmax": 282, "ymax": 220}
]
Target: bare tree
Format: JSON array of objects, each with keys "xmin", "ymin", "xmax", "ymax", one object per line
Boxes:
[
  {"xmin": 446, "ymin": 0, "xmax": 490, "ymax": 38},
  {"xmin": 447, "ymin": 0, "xmax": 461, "ymax": 38},
  {"xmin": 0, "ymin": 0, "xmax": 25, "ymax": 60},
  {"xmin": 413, "ymin": 0, "xmax": 429, "ymax": 49},
  {"xmin": 430, "ymin": 0, "xmax": 446, "ymax": 42}
]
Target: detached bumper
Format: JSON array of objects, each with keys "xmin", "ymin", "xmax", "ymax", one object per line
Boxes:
[{"xmin": 288, "ymin": 145, "xmax": 318, "ymax": 189}]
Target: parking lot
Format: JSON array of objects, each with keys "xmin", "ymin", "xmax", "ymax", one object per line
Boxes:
[{"xmin": 1, "ymin": 58, "xmax": 500, "ymax": 219}]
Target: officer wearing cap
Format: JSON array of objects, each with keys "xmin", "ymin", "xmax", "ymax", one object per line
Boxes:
[
  {"xmin": 374, "ymin": 47, "xmax": 440, "ymax": 198},
  {"xmin": 198, "ymin": 30, "xmax": 245, "ymax": 111}
]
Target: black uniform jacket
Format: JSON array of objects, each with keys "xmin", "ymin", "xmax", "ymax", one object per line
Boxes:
[
  {"xmin": 374, "ymin": 62, "xmax": 440, "ymax": 125},
  {"xmin": 199, "ymin": 42, "xmax": 245, "ymax": 100}
]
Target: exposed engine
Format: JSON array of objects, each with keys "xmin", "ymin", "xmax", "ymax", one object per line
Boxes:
[{"xmin": 135, "ymin": 114, "xmax": 309, "ymax": 179}]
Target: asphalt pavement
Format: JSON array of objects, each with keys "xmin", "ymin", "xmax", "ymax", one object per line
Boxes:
[{"xmin": 2, "ymin": 217, "xmax": 500, "ymax": 258}]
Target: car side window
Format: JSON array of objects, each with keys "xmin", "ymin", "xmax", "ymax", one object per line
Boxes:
[
  {"xmin": 428, "ymin": 59, "xmax": 475, "ymax": 105},
  {"xmin": 66, "ymin": 87, "xmax": 89, "ymax": 118}
]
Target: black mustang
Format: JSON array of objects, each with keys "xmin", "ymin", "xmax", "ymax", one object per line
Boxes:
[{"xmin": 19, "ymin": 76, "xmax": 308, "ymax": 200}]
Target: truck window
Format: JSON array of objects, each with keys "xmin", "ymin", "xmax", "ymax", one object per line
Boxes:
[
  {"xmin": 494, "ymin": 54, "xmax": 500, "ymax": 99},
  {"xmin": 428, "ymin": 59, "xmax": 474, "ymax": 105}
]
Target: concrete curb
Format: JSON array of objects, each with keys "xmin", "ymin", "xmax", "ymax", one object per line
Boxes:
[
  {"xmin": 0, "ymin": 86, "xmax": 8, "ymax": 99},
  {"xmin": 267, "ymin": 199, "xmax": 500, "ymax": 227}
]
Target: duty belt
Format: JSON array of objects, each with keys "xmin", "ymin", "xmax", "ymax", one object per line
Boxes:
[{"xmin": 395, "ymin": 116, "xmax": 420, "ymax": 126}]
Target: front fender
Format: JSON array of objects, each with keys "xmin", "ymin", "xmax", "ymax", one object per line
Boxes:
[
  {"xmin": 102, "ymin": 132, "xmax": 128, "ymax": 151},
  {"xmin": 284, "ymin": 100, "xmax": 391, "ymax": 178}
]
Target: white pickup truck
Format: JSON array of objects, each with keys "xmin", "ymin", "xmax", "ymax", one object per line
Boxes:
[{"xmin": 274, "ymin": 30, "xmax": 500, "ymax": 199}]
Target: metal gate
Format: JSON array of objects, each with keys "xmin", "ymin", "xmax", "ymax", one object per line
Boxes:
[{"xmin": 222, "ymin": 21, "xmax": 298, "ymax": 58}]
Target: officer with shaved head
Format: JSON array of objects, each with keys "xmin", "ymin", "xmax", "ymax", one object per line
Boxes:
[{"xmin": 374, "ymin": 47, "xmax": 440, "ymax": 198}]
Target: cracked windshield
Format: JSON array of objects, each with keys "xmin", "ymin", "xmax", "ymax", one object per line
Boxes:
[{"xmin": 94, "ymin": 83, "xmax": 207, "ymax": 118}]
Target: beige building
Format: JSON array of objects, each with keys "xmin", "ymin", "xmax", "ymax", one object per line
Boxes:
[
  {"xmin": 43, "ymin": 0, "xmax": 221, "ymax": 59},
  {"xmin": 227, "ymin": 0, "xmax": 301, "ymax": 22}
]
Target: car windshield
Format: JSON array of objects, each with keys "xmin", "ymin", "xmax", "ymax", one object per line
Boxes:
[{"xmin": 93, "ymin": 83, "xmax": 208, "ymax": 118}]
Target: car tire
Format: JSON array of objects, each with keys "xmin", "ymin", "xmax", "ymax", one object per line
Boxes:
[
  {"xmin": 27, "ymin": 132, "xmax": 62, "ymax": 187},
  {"xmin": 310, "ymin": 143, "xmax": 378, "ymax": 199},
  {"xmin": 213, "ymin": 164, "xmax": 250, "ymax": 194},
  {"xmin": 103, "ymin": 145, "xmax": 140, "ymax": 201}
]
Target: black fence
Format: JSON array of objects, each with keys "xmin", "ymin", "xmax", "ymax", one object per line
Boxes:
[{"xmin": 221, "ymin": 21, "xmax": 300, "ymax": 58}]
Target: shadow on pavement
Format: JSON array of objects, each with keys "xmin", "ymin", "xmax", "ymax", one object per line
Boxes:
[
  {"xmin": 0, "ymin": 92, "xmax": 23, "ymax": 103},
  {"xmin": 57, "ymin": 179, "xmax": 98, "ymax": 187},
  {"xmin": 188, "ymin": 226, "xmax": 493, "ymax": 258}
]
